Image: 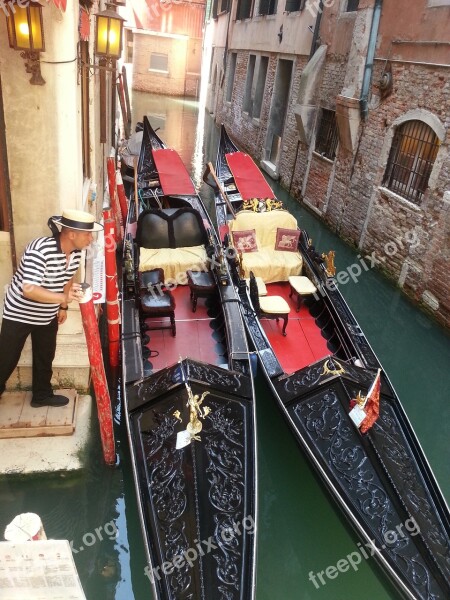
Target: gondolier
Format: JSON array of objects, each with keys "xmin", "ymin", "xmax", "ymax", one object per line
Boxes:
[{"xmin": 0, "ymin": 209, "xmax": 102, "ymax": 408}]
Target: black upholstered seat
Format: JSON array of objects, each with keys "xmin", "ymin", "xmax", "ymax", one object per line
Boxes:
[
  {"xmin": 139, "ymin": 268, "xmax": 165, "ymax": 290},
  {"xmin": 138, "ymin": 268, "xmax": 176, "ymax": 336},
  {"xmin": 187, "ymin": 270, "xmax": 216, "ymax": 312}
]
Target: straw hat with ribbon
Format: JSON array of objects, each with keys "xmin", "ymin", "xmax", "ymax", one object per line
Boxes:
[{"xmin": 50, "ymin": 209, "xmax": 103, "ymax": 232}]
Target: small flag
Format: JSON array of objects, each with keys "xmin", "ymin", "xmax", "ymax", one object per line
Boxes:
[
  {"xmin": 360, "ymin": 369, "xmax": 381, "ymax": 434},
  {"xmin": 349, "ymin": 369, "xmax": 381, "ymax": 434}
]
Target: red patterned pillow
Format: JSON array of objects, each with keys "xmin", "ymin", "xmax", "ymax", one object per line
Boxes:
[
  {"xmin": 232, "ymin": 230, "xmax": 258, "ymax": 253},
  {"xmin": 275, "ymin": 228, "xmax": 300, "ymax": 252}
]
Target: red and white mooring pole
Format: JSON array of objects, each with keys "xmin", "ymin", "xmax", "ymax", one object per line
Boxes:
[
  {"xmin": 79, "ymin": 285, "xmax": 115, "ymax": 465},
  {"xmin": 106, "ymin": 157, "xmax": 123, "ymax": 243},
  {"xmin": 103, "ymin": 209, "xmax": 120, "ymax": 368}
]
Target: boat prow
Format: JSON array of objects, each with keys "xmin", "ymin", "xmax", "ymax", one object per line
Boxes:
[
  {"xmin": 127, "ymin": 358, "xmax": 256, "ymax": 599},
  {"xmin": 120, "ymin": 118, "xmax": 258, "ymax": 599},
  {"xmin": 212, "ymin": 125, "xmax": 450, "ymax": 600}
]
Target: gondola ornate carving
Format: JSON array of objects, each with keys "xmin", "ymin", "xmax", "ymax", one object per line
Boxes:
[
  {"xmin": 121, "ymin": 119, "xmax": 257, "ymax": 600},
  {"xmin": 209, "ymin": 125, "xmax": 450, "ymax": 600}
]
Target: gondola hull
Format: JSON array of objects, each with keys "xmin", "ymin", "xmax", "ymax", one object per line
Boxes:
[
  {"xmin": 121, "ymin": 119, "xmax": 257, "ymax": 600},
  {"xmin": 211, "ymin": 125, "xmax": 450, "ymax": 600}
]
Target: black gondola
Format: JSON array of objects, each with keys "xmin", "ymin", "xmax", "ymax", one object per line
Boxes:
[
  {"xmin": 121, "ymin": 118, "xmax": 257, "ymax": 600},
  {"xmin": 207, "ymin": 125, "xmax": 450, "ymax": 600}
]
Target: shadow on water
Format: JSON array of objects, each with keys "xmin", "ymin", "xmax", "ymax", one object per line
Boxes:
[{"xmin": 0, "ymin": 94, "xmax": 448, "ymax": 600}]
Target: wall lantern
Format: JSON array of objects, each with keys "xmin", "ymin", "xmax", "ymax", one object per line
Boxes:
[
  {"xmin": 6, "ymin": 2, "xmax": 46, "ymax": 85},
  {"xmin": 95, "ymin": 4, "xmax": 125, "ymax": 62}
]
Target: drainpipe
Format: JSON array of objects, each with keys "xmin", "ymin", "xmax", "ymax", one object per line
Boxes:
[
  {"xmin": 309, "ymin": 1, "xmax": 324, "ymax": 62},
  {"xmin": 360, "ymin": 0, "xmax": 383, "ymax": 119}
]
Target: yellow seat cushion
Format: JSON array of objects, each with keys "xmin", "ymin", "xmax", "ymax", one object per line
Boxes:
[
  {"xmin": 240, "ymin": 249, "xmax": 302, "ymax": 283},
  {"xmin": 288, "ymin": 275, "xmax": 317, "ymax": 295},
  {"xmin": 230, "ymin": 210, "xmax": 303, "ymax": 282},
  {"xmin": 259, "ymin": 296, "xmax": 290, "ymax": 314},
  {"xmin": 139, "ymin": 245, "xmax": 208, "ymax": 284},
  {"xmin": 245, "ymin": 276, "xmax": 267, "ymax": 296}
]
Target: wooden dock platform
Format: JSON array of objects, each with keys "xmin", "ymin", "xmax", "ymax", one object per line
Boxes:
[{"xmin": 0, "ymin": 389, "xmax": 77, "ymax": 439}]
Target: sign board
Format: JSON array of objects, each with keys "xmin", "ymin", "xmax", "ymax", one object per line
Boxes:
[
  {"xmin": 0, "ymin": 540, "xmax": 86, "ymax": 599},
  {"xmin": 91, "ymin": 227, "xmax": 106, "ymax": 305}
]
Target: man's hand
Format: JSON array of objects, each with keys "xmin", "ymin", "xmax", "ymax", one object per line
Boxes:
[
  {"xmin": 65, "ymin": 283, "xmax": 84, "ymax": 304},
  {"xmin": 57, "ymin": 309, "xmax": 68, "ymax": 325}
]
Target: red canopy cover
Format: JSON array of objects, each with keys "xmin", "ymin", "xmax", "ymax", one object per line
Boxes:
[
  {"xmin": 152, "ymin": 149, "xmax": 195, "ymax": 196},
  {"xmin": 225, "ymin": 152, "xmax": 275, "ymax": 200}
]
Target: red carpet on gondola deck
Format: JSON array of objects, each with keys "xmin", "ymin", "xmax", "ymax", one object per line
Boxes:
[
  {"xmin": 143, "ymin": 286, "xmax": 223, "ymax": 370},
  {"xmin": 260, "ymin": 283, "xmax": 330, "ymax": 374},
  {"xmin": 152, "ymin": 148, "xmax": 196, "ymax": 196},
  {"xmin": 225, "ymin": 152, "xmax": 275, "ymax": 200}
]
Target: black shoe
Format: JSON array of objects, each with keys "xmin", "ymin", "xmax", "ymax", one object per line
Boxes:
[{"xmin": 31, "ymin": 394, "xmax": 70, "ymax": 408}]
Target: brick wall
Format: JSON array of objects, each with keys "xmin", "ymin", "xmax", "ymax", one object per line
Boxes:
[
  {"xmin": 212, "ymin": 44, "xmax": 450, "ymax": 329},
  {"xmin": 330, "ymin": 61, "xmax": 450, "ymax": 327}
]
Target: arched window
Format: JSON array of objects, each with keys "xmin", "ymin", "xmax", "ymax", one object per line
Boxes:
[{"xmin": 383, "ymin": 120, "xmax": 439, "ymax": 203}]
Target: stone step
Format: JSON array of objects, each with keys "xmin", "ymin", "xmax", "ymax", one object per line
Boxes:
[{"xmin": 17, "ymin": 333, "xmax": 88, "ymax": 367}]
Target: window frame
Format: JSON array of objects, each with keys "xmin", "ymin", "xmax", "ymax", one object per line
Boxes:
[
  {"xmin": 225, "ymin": 52, "xmax": 237, "ymax": 102},
  {"xmin": 382, "ymin": 120, "xmax": 440, "ymax": 204},
  {"xmin": 149, "ymin": 52, "xmax": 169, "ymax": 74},
  {"xmin": 315, "ymin": 108, "xmax": 339, "ymax": 161},
  {"xmin": 285, "ymin": 0, "xmax": 306, "ymax": 12},
  {"xmin": 259, "ymin": 0, "xmax": 278, "ymax": 16},
  {"xmin": 236, "ymin": 0, "xmax": 253, "ymax": 20},
  {"xmin": 243, "ymin": 54, "xmax": 256, "ymax": 115},
  {"xmin": 344, "ymin": 0, "xmax": 359, "ymax": 11},
  {"xmin": 253, "ymin": 56, "xmax": 269, "ymax": 119}
]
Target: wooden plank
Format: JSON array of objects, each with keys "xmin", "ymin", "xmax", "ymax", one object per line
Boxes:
[
  {"xmin": 0, "ymin": 392, "xmax": 26, "ymax": 428},
  {"xmin": 47, "ymin": 389, "xmax": 77, "ymax": 427},
  {"xmin": 0, "ymin": 425, "xmax": 74, "ymax": 439},
  {"xmin": 17, "ymin": 391, "xmax": 49, "ymax": 428},
  {"xmin": 0, "ymin": 389, "xmax": 77, "ymax": 439}
]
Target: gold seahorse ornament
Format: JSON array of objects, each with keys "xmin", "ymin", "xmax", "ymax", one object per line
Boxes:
[
  {"xmin": 186, "ymin": 387, "xmax": 211, "ymax": 439},
  {"xmin": 322, "ymin": 250, "xmax": 336, "ymax": 277}
]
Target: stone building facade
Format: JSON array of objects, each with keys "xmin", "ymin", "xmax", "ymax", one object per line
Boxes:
[
  {"xmin": 206, "ymin": 0, "xmax": 450, "ymax": 329},
  {"xmin": 125, "ymin": 0, "xmax": 205, "ymax": 97}
]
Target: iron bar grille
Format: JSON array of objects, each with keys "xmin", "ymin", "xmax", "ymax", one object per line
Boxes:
[
  {"xmin": 346, "ymin": 0, "xmax": 360, "ymax": 11},
  {"xmin": 383, "ymin": 120, "xmax": 439, "ymax": 204},
  {"xmin": 315, "ymin": 109, "xmax": 339, "ymax": 160}
]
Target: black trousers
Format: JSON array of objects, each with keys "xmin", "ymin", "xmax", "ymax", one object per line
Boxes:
[{"xmin": 0, "ymin": 317, "xmax": 58, "ymax": 402}]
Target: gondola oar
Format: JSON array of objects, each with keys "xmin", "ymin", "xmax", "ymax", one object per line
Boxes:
[
  {"xmin": 133, "ymin": 156, "xmax": 139, "ymax": 219},
  {"xmin": 203, "ymin": 162, "xmax": 236, "ymax": 218}
]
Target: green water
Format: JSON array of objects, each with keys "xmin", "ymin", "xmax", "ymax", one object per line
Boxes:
[{"xmin": 0, "ymin": 96, "xmax": 448, "ymax": 600}]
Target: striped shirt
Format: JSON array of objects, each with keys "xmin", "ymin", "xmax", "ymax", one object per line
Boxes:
[{"xmin": 3, "ymin": 236, "xmax": 81, "ymax": 325}]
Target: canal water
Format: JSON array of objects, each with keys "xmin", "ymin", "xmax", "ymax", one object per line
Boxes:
[{"xmin": 0, "ymin": 94, "xmax": 449, "ymax": 600}]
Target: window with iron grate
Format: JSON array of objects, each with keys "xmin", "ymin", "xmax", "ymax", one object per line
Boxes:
[
  {"xmin": 285, "ymin": 0, "xmax": 306, "ymax": 11},
  {"xmin": 259, "ymin": 0, "xmax": 278, "ymax": 16},
  {"xmin": 315, "ymin": 109, "xmax": 339, "ymax": 160},
  {"xmin": 226, "ymin": 53, "xmax": 237, "ymax": 102},
  {"xmin": 346, "ymin": 0, "xmax": 360, "ymax": 11},
  {"xmin": 383, "ymin": 120, "xmax": 439, "ymax": 204},
  {"xmin": 236, "ymin": 0, "xmax": 253, "ymax": 19}
]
